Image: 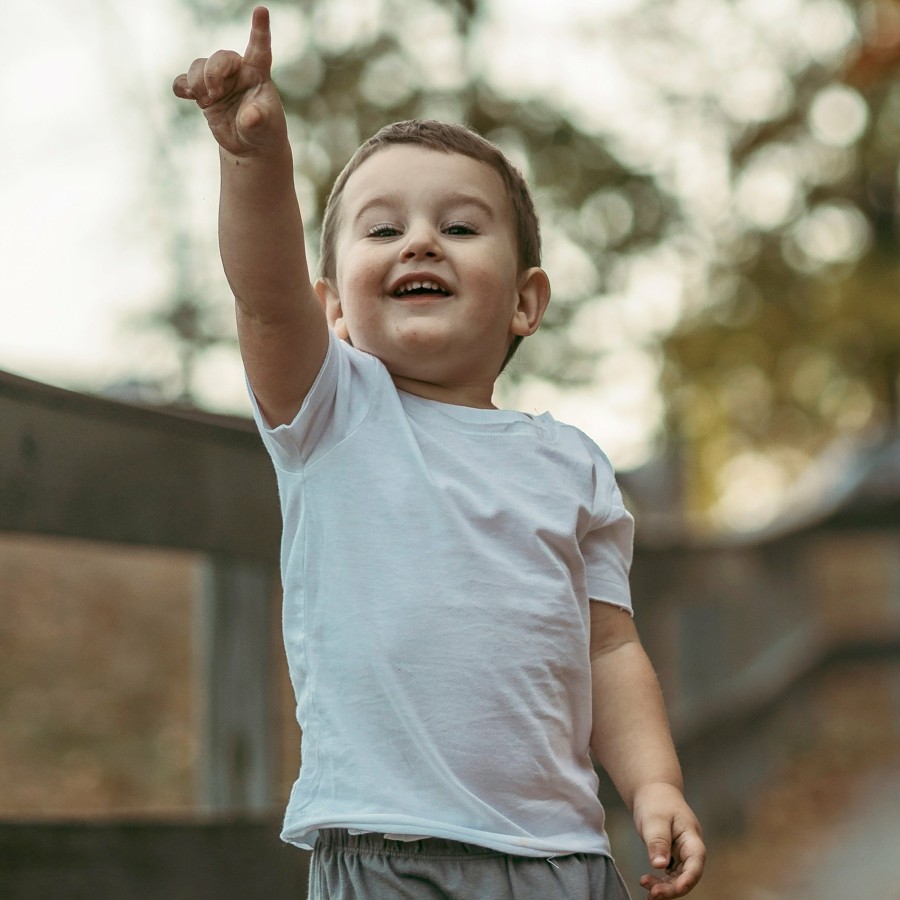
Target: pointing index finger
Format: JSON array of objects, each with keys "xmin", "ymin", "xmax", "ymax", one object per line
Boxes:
[{"xmin": 243, "ymin": 6, "xmax": 272, "ymax": 74}]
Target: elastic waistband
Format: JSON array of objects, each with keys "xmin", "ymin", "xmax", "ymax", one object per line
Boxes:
[{"xmin": 316, "ymin": 829, "xmax": 507, "ymax": 859}]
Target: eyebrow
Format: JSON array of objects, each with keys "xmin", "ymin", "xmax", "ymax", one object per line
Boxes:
[{"xmin": 351, "ymin": 191, "xmax": 497, "ymax": 225}]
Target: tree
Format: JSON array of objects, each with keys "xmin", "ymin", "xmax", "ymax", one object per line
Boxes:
[
  {"xmin": 157, "ymin": 0, "xmax": 900, "ymax": 528},
  {"xmin": 657, "ymin": 0, "xmax": 900, "ymax": 524},
  {"xmin": 163, "ymin": 0, "xmax": 679, "ymax": 398}
]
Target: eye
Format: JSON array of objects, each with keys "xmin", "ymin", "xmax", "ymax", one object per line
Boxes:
[
  {"xmin": 444, "ymin": 221, "xmax": 478, "ymax": 236},
  {"xmin": 367, "ymin": 223, "xmax": 402, "ymax": 238}
]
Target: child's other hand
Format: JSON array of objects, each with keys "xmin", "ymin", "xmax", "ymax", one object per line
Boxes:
[
  {"xmin": 172, "ymin": 6, "xmax": 285, "ymax": 156},
  {"xmin": 633, "ymin": 782, "xmax": 705, "ymax": 898}
]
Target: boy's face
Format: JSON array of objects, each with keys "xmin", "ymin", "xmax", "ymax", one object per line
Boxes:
[{"xmin": 316, "ymin": 146, "xmax": 548, "ymax": 399}]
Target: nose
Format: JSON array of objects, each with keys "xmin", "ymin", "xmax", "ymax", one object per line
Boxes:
[{"xmin": 400, "ymin": 222, "xmax": 442, "ymax": 261}]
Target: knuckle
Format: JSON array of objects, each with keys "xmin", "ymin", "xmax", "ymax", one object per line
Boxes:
[{"xmin": 207, "ymin": 49, "xmax": 238, "ymax": 71}]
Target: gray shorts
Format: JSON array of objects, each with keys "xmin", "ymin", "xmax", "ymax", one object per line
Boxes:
[{"xmin": 307, "ymin": 829, "xmax": 632, "ymax": 900}]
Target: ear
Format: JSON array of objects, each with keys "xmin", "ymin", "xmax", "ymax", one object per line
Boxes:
[
  {"xmin": 510, "ymin": 267, "xmax": 551, "ymax": 338},
  {"xmin": 315, "ymin": 277, "xmax": 350, "ymax": 341}
]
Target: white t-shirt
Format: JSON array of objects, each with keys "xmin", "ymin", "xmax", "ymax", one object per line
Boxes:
[{"xmin": 249, "ymin": 331, "xmax": 634, "ymax": 858}]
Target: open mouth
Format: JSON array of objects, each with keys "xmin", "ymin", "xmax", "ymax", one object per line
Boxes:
[{"xmin": 393, "ymin": 280, "xmax": 451, "ymax": 298}]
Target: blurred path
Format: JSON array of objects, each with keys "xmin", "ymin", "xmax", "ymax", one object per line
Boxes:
[
  {"xmin": 767, "ymin": 766, "xmax": 900, "ymax": 899},
  {"xmin": 689, "ymin": 662, "xmax": 900, "ymax": 900}
]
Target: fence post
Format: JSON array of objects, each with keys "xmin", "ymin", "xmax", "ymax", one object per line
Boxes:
[{"xmin": 197, "ymin": 555, "xmax": 275, "ymax": 813}]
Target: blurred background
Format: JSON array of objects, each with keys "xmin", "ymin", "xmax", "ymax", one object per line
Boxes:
[{"xmin": 2, "ymin": 0, "xmax": 900, "ymax": 897}]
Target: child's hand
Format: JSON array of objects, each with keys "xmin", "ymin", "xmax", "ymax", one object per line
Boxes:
[
  {"xmin": 172, "ymin": 6, "xmax": 286, "ymax": 156},
  {"xmin": 633, "ymin": 782, "xmax": 705, "ymax": 898}
]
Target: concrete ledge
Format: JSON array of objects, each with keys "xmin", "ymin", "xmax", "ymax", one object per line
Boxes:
[{"xmin": 0, "ymin": 816, "xmax": 310, "ymax": 900}]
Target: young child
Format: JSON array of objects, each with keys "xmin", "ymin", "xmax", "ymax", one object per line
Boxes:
[{"xmin": 174, "ymin": 8, "xmax": 705, "ymax": 898}]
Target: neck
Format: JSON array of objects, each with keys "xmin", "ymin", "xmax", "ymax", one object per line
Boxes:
[{"xmin": 390, "ymin": 374, "xmax": 497, "ymax": 409}]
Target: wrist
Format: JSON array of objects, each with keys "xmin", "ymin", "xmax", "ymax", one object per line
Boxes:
[
  {"xmin": 630, "ymin": 779, "xmax": 685, "ymax": 811},
  {"xmin": 218, "ymin": 140, "xmax": 296, "ymax": 202},
  {"xmin": 218, "ymin": 135, "xmax": 291, "ymax": 166}
]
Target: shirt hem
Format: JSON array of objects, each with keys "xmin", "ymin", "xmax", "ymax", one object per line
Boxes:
[{"xmin": 281, "ymin": 817, "xmax": 612, "ymax": 859}]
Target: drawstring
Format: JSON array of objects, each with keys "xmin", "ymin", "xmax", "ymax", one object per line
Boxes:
[{"xmin": 546, "ymin": 856, "xmax": 560, "ymax": 870}]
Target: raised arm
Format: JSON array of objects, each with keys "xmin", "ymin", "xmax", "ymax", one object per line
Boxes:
[
  {"xmin": 173, "ymin": 6, "xmax": 327, "ymax": 425},
  {"xmin": 589, "ymin": 603, "xmax": 706, "ymax": 899}
]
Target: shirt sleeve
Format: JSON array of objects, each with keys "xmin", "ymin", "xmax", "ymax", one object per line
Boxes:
[
  {"xmin": 245, "ymin": 330, "xmax": 383, "ymax": 472},
  {"xmin": 582, "ymin": 453, "xmax": 635, "ymax": 613}
]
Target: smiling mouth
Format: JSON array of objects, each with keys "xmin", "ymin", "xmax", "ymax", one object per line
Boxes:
[{"xmin": 393, "ymin": 280, "xmax": 451, "ymax": 298}]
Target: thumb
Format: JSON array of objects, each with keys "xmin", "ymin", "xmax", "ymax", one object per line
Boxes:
[
  {"xmin": 644, "ymin": 832, "xmax": 672, "ymax": 870},
  {"xmin": 237, "ymin": 101, "xmax": 265, "ymax": 132}
]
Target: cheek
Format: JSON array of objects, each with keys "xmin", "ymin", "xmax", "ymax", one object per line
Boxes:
[
  {"xmin": 473, "ymin": 259, "xmax": 518, "ymax": 305},
  {"xmin": 340, "ymin": 254, "xmax": 383, "ymax": 293},
  {"xmin": 336, "ymin": 258, "xmax": 386, "ymax": 330}
]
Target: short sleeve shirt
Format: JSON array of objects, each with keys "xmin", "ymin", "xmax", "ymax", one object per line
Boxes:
[{"xmin": 249, "ymin": 332, "xmax": 634, "ymax": 858}]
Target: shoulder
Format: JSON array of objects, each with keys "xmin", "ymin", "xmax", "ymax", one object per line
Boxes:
[
  {"xmin": 248, "ymin": 331, "xmax": 396, "ymax": 469},
  {"xmin": 535, "ymin": 412, "xmax": 618, "ymax": 475}
]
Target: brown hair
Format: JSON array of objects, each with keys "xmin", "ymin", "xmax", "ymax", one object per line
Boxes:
[{"xmin": 318, "ymin": 120, "xmax": 543, "ymax": 369}]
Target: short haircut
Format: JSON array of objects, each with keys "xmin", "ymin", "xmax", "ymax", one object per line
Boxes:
[{"xmin": 318, "ymin": 120, "xmax": 543, "ymax": 370}]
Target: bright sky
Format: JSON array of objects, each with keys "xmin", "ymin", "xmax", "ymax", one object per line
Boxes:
[
  {"xmin": 3, "ymin": 1, "xmax": 150, "ymax": 385},
  {"xmin": 3, "ymin": 0, "xmax": 670, "ymax": 469},
  {"xmin": 1, "ymin": 0, "xmax": 859, "ymax": 486},
  {"xmin": 0, "ymin": 0, "xmax": 616, "ymax": 460},
  {"xmin": 2, "ymin": 0, "xmax": 292, "ymax": 398}
]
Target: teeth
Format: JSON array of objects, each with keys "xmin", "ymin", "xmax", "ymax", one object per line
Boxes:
[{"xmin": 396, "ymin": 280, "xmax": 444, "ymax": 295}]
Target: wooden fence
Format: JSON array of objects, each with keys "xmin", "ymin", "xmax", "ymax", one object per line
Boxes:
[
  {"xmin": 0, "ymin": 368, "xmax": 282, "ymax": 814},
  {"xmin": 2, "ymin": 367, "xmax": 899, "ymax": 896}
]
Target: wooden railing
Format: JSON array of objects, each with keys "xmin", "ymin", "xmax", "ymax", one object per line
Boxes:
[
  {"xmin": 0, "ymin": 369, "xmax": 281, "ymax": 814},
  {"xmin": 2, "ymin": 368, "xmax": 899, "ymax": 897}
]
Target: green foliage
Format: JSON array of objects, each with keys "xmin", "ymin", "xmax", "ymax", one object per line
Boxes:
[
  {"xmin": 170, "ymin": 0, "xmax": 678, "ymax": 390},
  {"xmin": 661, "ymin": 6, "xmax": 900, "ymax": 518},
  {"xmin": 159, "ymin": 0, "xmax": 900, "ymax": 523}
]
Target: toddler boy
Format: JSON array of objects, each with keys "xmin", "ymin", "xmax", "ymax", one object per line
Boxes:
[{"xmin": 174, "ymin": 7, "xmax": 705, "ymax": 898}]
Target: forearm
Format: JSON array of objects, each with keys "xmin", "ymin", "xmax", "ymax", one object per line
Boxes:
[
  {"xmin": 218, "ymin": 140, "xmax": 314, "ymax": 321},
  {"xmin": 589, "ymin": 604, "xmax": 705, "ymax": 895},
  {"xmin": 590, "ymin": 639, "xmax": 682, "ymax": 810},
  {"xmin": 176, "ymin": 6, "xmax": 327, "ymax": 424}
]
